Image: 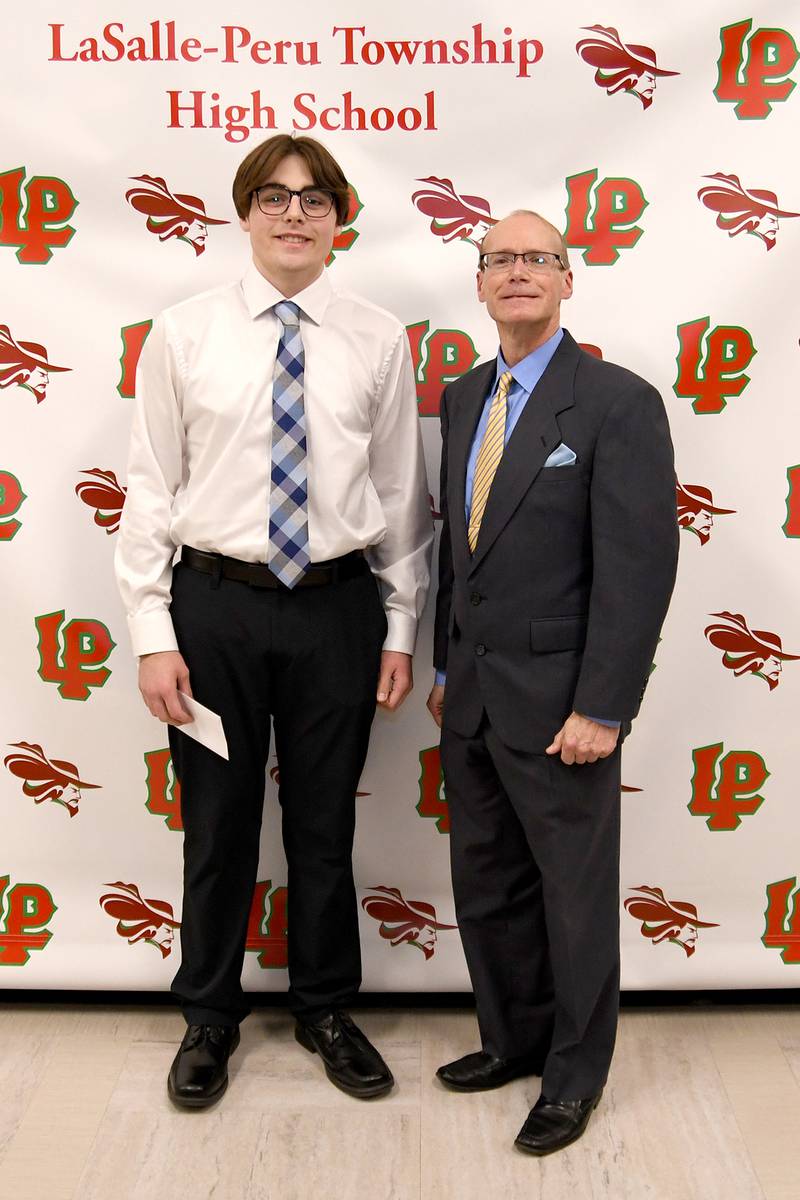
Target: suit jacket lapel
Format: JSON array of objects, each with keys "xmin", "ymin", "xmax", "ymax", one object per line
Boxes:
[
  {"xmin": 468, "ymin": 331, "xmax": 581, "ymax": 574},
  {"xmin": 448, "ymin": 358, "xmax": 496, "ymax": 564}
]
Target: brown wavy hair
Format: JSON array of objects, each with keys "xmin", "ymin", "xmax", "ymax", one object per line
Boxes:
[{"xmin": 232, "ymin": 134, "xmax": 350, "ymax": 224}]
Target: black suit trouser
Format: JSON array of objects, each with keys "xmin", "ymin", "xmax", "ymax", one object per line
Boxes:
[
  {"xmin": 441, "ymin": 717, "xmax": 621, "ymax": 1100},
  {"xmin": 167, "ymin": 559, "xmax": 386, "ymax": 1026}
]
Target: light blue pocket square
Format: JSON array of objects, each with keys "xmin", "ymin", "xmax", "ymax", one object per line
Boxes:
[{"xmin": 544, "ymin": 442, "xmax": 577, "ymax": 468}]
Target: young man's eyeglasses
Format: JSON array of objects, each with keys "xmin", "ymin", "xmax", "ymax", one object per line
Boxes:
[
  {"xmin": 479, "ymin": 250, "xmax": 566, "ymax": 273},
  {"xmin": 253, "ymin": 185, "xmax": 335, "ymax": 218}
]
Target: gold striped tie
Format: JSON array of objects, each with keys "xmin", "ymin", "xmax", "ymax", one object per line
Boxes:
[{"xmin": 467, "ymin": 370, "xmax": 513, "ymax": 553}]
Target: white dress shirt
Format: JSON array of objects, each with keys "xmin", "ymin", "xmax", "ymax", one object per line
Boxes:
[{"xmin": 115, "ymin": 262, "xmax": 433, "ymax": 658}]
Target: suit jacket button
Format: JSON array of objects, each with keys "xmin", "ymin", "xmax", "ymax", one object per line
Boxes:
[
  {"xmin": 470, "ymin": 592, "xmax": 482, "ymax": 606},
  {"xmin": 475, "ymin": 643, "xmax": 486, "ymax": 656}
]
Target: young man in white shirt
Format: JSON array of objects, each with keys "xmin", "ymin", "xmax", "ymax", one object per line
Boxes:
[{"xmin": 116, "ymin": 134, "xmax": 432, "ymax": 1107}]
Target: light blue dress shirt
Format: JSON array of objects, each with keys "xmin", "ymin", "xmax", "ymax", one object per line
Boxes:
[{"xmin": 435, "ymin": 329, "xmax": 619, "ymax": 729}]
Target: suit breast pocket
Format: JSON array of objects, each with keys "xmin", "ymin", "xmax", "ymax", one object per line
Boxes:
[{"xmin": 537, "ymin": 466, "xmax": 588, "ymax": 483}]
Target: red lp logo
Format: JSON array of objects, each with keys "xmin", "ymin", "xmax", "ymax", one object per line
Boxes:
[
  {"xmin": 327, "ymin": 184, "xmax": 363, "ymax": 264},
  {"xmin": 564, "ymin": 169, "xmax": 647, "ymax": 265},
  {"xmin": 144, "ymin": 749, "xmax": 183, "ymax": 831},
  {"xmin": 689, "ymin": 743, "xmax": 769, "ymax": 831},
  {"xmin": 784, "ymin": 466, "xmax": 800, "ymax": 538},
  {"xmin": 715, "ymin": 19, "xmax": 799, "ymax": 119},
  {"xmin": 118, "ymin": 320, "xmax": 153, "ymax": 398},
  {"xmin": 763, "ymin": 878, "xmax": 800, "ymax": 963},
  {"xmin": 0, "ymin": 167, "xmax": 78, "ymax": 263},
  {"xmin": 406, "ymin": 321, "xmax": 479, "ymax": 417},
  {"xmin": 0, "ymin": 876, "xmax": 56, "ymax": 965},
  {"xmin": 36, "ymin": 610, "xmax": 115, "ymax": 700},
  {"xmin": 417, "ymin": 746, "xmax": 450, "ymax": 834},
  {"xmin": 0, "ymin": 470, "xmax": 26, "ymax": 541},
  {"xmin": 245, "ymin": 880, "xmax": 288, "ymax": 968},
  {"xmin": 673, "ymin": 317, "xmax": 755, "ymax": 414}
]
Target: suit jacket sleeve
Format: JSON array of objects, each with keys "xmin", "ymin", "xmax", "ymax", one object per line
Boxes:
[
  {"xmin": 571, "ymin": 380, "xmax": 679, "ymax": 722},
  {"xmin": 433, "ymin": 384, "xmax": 454, "ymax": 673}
]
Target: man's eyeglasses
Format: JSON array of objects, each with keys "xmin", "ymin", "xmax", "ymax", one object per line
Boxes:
[
  {"xmin": 479, "ymin": 250, "xmax": 566, "ymax": 273},
  {"xmin": 253, "ymin": 185, "xmax": 335, "ymax": 218}
]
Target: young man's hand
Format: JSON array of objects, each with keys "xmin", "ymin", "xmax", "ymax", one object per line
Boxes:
[
  {"xmin": 377, "ymin": 651, "xmax": 413, "ymax": 710},
  {"xmin": 138, "ymin": 651, "xmax": 193, "ymax": 724}
]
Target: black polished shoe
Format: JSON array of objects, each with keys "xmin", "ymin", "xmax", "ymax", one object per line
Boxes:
[
  {"xmin": 514, "ymin": 1090, "xmax": 603, "ymax": 1156},
  {"xmin": 436, "ymin": 1050, "xmax": 544, "ymax": 1092},
  {"xmin": 295, "ymin": 1010, "xmax": 394, "ymax": 1099},
  {"xmin": 167, "ymin": 1024, "xmax": 240, "ymax": 1109}
]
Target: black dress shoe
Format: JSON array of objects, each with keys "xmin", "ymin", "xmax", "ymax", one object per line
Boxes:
[
  {"xmin": 167, "ymin": 1024, "xmax": 240, "ymax": 1109},
  {"xmin": 295, "ymin": 1010, "xmax": 394, "ymax": 1099},
  {"xmin": 514, "ymin": 1090, "xmax": 603, "ymax": 1156},
  {"xmin": 436, "ymin": 1050, "xmax": 544, "ymax": 1092}
]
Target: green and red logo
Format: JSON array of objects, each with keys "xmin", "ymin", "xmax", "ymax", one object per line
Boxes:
[
  {"xmin": 75, "ymin": 468, "xmax": 127, "ymax": 534},
  {"xmin": 0, "ymin": 167, "xmax": 78, "ymax": 264},
  {"xmin": 245, "ymin": 879, "xmax": 288, "ymax": 969},
  {"xmin": 406, "ymin": 320, "xmax": 479, "ymax": 417},
  {"xmin": 0, "ymin": 323, "xmax": 70, "ymax": 403},
  {"xmin": 0, "ymin": 875, "xmax": 56, "ymax": 965},
  {"xmin": 689, "ymin": 742, "xmax": 769, "ymax": 831},
  {"xmin": 564, "ymin": 169, "xmax": 647, "ymax": 265},
  {"xmin": 125, "ymin": 174, "xmax": 229, "ymax": 256},
  {"xmin": 36, "ymin": 610, "xmax": 115, "ymax": 701},
  {"xmin": 704, "ymin": 611, "xmax": 799, "ymax": 691},
  {"xmin": 763, "ymin": 878, "xmax": 800, "ymax": 963},
  {"xmin": 715, "ymin": 19, "xmax": 798, "ymax": 119},
  {"xmin": 118, "ymin": 320, "xmax": 152, "ymax": 398},
  {"xmin": 99, "ymin": 882, "xmax": 179, "ymax": 958},
  {"xmin": 698, "ymin": 173, "xmax": 798, "ymax": 250},
  {"xmin": 0, "ymin": 470, "xmax": 26, "ymax": 541},
  {"xmin": 144, "ymin": 748, "xmax": 182, "ymax": 831},
  {"xmin": 417, "ymin": 746, "xmax": 449, "ymax": 834},
  {"xmin": 4, "ymin": 741, "xmax": 100, "ymax": 817},
  {"xmin": 327, "ymin": 184, "xmax": 362, "ymax": 264},
  {"xmin": 673, "ymin": 316, "xmax": 755, "ymax": 415},
  {"xmin": 576, "ymin": 25, "xmax": 678, "ymax": 109},
  {"xmin": 411, "ymin": 176, "xmax": 496, "ymax": 249},
  {"xmin": 624, "ymin": 885, "xmax": 718, "ymax": 957},
  {"xmin": 361, "ymin": 885, "xmax": 456, "ymax": 960},
  {"xmin": 784, "ymin": 466, "xmax": 800, "ymax": 538}
]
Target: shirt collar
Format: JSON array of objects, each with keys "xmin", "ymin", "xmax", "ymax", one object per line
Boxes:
[
  {"xmin": 495, "ymin": 326, "xmax": 564, "ymax": 393},
  {"xmin": 241, "ymin": 260, "xmax": 333, "ymax": 326}
]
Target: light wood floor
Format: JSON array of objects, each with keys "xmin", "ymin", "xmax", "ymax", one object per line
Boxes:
[{"xmin": 0, "ymin": 1002, "xmax": 797, "ymax": 1200}]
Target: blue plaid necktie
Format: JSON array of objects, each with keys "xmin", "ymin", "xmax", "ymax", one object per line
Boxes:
[{"xmin": 268, "ymin": 300, "xmax": 310, "ymax": 587}]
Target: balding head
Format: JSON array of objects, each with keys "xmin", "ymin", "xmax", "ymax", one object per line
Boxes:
[{"xmin": 480, "ymin": 209, "xmax": 570, "ymax": 268}]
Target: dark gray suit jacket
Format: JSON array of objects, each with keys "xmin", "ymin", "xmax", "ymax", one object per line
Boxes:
[{"xmin": 433, "ymin": 329, "xmax": 679, "ymax": 753}]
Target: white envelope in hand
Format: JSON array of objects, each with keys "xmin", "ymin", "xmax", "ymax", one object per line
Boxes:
[{"xmin": 177, "ymin": 692, "xmax": 229, "ymax": 761}]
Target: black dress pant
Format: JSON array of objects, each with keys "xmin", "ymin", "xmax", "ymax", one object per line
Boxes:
[
  {"xmin": 167, "ymin": 558, "xmax": 386, "ymax": 1026},
  {"xmin": 441, "ymin": 717, "xmax": 621, "ymax": 1101}
]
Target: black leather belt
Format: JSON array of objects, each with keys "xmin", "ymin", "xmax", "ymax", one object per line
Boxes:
[{"xmin": 180, "ymin": 545, "xmax": 366, "ymax": 589}]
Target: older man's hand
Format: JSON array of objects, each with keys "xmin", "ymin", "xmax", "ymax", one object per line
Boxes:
[{"xmin": 545, "ymin": 711, "xmax": 619, "ymax": 765}]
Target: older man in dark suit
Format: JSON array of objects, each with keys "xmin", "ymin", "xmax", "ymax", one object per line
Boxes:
[{"xmin": 427, "ymin": 210, "xmax": 678, "ymax": 1155}]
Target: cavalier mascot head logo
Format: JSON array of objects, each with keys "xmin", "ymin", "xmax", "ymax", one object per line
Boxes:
[
  {"xmin": 361, "ymin": 885, "xmax": 456, "ymax": 960},
  {"xmin": 75, "ymin": 468, "xmax": 127, "ymax": 534},
  {"xmin": 4, "ymin": 741, "xmax": 100, "ymax": 817},
  {"xmin": 698, "ymin": 173, "xmax": 799, "ymax": 250},
  {"xmin": 704, "ymin": 611, "xmax": 799, "ymax": 690},
  {"xmin": 125, "ymin": 175, "xmax": 229, "ymax": 256},
  {"xmin": 0, "ymin": 324, "xmax": 70, "ymax": 403},
  {"xmin": 411, "ymin": 177, "xmax": 496, "ymax": 248},
  {"xmin": 624, "ymin": 885, "xmax": 718, "ymax": 957},
  {"xmin": 576, "ymin": 25, "xmax": 678, "ymax": 109},
  {"xmin": 676, "ymin": 482, "xmax": 735, "ymax": 546},
  {"xmin": 99, "ymin": 882, "xmax": 180, "ymax": 957}
]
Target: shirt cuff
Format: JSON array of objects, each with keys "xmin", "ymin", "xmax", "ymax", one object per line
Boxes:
[
  {"xmin": 587, "ymin": 715, "xmax": 621, "ymax": 728},
  {"xmin": 434, "ymin": 670, "xmax": 447, "ymax": 687},
  {"xmin": 383, "ymin": 610, "xmax": 417, "ymax": 656},
  {"xmin": 127, "ymin": 609, "xmax": 179, "ymax": 658}
]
